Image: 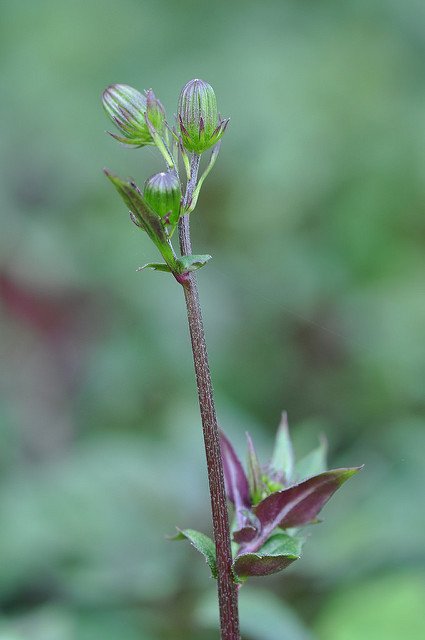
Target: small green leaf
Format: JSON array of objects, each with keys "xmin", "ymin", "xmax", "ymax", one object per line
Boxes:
[
  {"xmin": 233, "ymin": 533, "xmax": 302, "ymax": 578},
  {"xmin": 246, "ymin": 432, "xmax": 263, "ymax": 505},
  {"xmin": 104, "ymin": 169, "xmax": 178, "ymax": 270},
  {"xmin": 172, "ymin": 528, "xmax": 217, "ymax": 579},
  {"xmin": 260, "ymin": 532, "xmax": 303, "ymax": 556},
  {"xmin": 270, "ymin": 412, "xmax": 295, "ymax": 485},
  {"xmin": 176, "ymin": 254, "xmax": 212, "ymax": 273},
  {"xmin": 137, "ymin": 263, "xmax": 172, "ymax": 273},
  {"xmin": 296, "ymin": 435, "xmax": 328, "ymax": 481}
]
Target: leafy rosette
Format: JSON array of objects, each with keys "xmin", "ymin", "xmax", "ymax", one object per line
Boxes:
[{"xmin": 175, "ymin": 412, "xmax": 361, "ymax": 584}]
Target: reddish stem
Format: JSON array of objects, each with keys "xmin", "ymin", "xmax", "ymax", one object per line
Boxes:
[{"xmin": 177, "ymin": 154, "xmax": 240, "ymax": 640}]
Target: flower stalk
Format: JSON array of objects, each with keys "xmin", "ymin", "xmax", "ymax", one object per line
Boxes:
[
  {"xmin": 101, "ymin": 76, "xmax": 360, "ymax": 640},
  {"xmin": 178, "ymin": 155, "xmax": 240, "ymax": 637},
  {"xmin": 179, "ymin": 215, "xmax": 240, "ymax": 639}
]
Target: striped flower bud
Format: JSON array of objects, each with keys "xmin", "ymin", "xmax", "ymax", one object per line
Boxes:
[
  {"xmin": 178, "ymin": 79, "xmax": 229, "ymax": 154},
  {"xmin": 102, "ymin": 84, "xmax": 164, "ymax": 147},
  {"xmin": 144, "ymin": 171, "xmax": 182, "ymax": 226}
]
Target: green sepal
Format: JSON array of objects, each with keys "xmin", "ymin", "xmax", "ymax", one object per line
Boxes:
[
  {"xmin": 295, "ymin": 435, "xmax": 328, "ymax": 481},
  {"xmin": 270, "ymin": 411, "xmax": 295, "ymax": 485},
  {"xmin": 246, "ymin": 432, "xmax": 263, "ymax": 505},
  {"xmin": 176, "ymin": 254, "xmax": 212, "ymax": 274},
  {"xmin": 232, "ymin": 533, "xmax": 303, "ymax": 579},
  {"xmin": 172, "ymin": 528, "xmax": 217, "ymax": 579},
  {"xmin": 137, "ymin": 263, "xmax": 172, "ymax": 273},
  {"xmin": 104, "ymin": 169, "xmax": 178, "ymax": 271},
  {"xmin": 185, "ymin": 142, "xmax": 221, "ymax": 214}
]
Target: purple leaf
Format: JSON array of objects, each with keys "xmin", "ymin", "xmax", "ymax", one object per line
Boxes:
[
  {"xmin": 219, "ymin": 430, "xmax": 250, "ymax": 527},
  {"xmin": 233, "ymin": 533, "xmax": 302, "ymax": 578},
  {"xmin": 233, "ymin": 509, "xmax": 261, "ymax": 544},
  {"xmin": 254, "ymin": 467, "xmax": 362, "ymax": 533},
  {"xmin": 233, "ymin": 553, "xmax": 296, "ymax": 578},
  {"xmin": 233, "ymin": 525, "xmax": 258, "ymax": 544}
]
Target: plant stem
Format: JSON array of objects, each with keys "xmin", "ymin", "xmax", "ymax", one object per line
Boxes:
[{"xmin": 178, "ymin": 155, "xmax": 240, "ymax": 640}]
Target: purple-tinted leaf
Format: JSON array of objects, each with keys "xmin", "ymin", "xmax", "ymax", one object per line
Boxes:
[
  {"xmin": 270, "ymin": 411, "xmax": 295, "ymax": 485},
  {"xmin": 255, "ymin": 467, "xmax": 362, "ymax": 533},
  {"xmin": 233, "ymin": 533, "xmax": 302, "ymax": 578},
  {"xmin": 233, "ymin": 553, "xmax": 296, "ymax": 578},
  {"xmin": 233, "ymin": 510, "xmax": 261, "ymax": 544},
  {"xmin": 233, "ymin": 525, "xmax": 258, "ymax": 544},
  {"xmin": 246, "ymin": 432, "xmax": 263, "ymax": 504},
  {"xmin": 219, "ymin": 431, "xmax": 250, "ymax": 527}
]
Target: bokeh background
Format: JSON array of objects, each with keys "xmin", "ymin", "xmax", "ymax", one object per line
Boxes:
[{"xmin": 1, "ymin": 0, "xmax": 425, "ymax": 638}]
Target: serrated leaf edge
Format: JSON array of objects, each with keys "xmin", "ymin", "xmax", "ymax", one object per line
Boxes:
[{"xmin": 172, "ymin": 528, "xmax": 217, "ymax": 579}]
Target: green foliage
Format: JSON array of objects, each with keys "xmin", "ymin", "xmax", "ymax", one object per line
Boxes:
[
  {"xmin": 233, "ymin": 533, "xmax": 302, "ymax": 579},
  {"xmin": 270, "ymin": 412, "xmax": 295, "ymax": 484},
  {"xmin": 103, "ymin": 170, "xmax": 178, "ymax": 270},
  {"xmin": 138, "ymin": 262, "xmax": 172, "ymax": 273},
  {"xmin": 173, "ymin": 529, "xmax": 217, "ymax": 579},
  {"xmin": 176, "ymin": 254, "xmax": 212, "ymax": 273},
  {"xmin": 217, "ymin": 422, "xmax": 359, "ymax": 581}
]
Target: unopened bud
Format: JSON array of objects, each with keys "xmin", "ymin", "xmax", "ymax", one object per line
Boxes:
[
  {"xmin": 102, "ymin": 84, "xmax": 157, "ymax": 146},
  {"xmin": 178, "ymin": 79, "xmax": 229, "ymax": 154},
  {"xmin": 144, "ymin": 171, "xmax": 182, "ymax": 226}
]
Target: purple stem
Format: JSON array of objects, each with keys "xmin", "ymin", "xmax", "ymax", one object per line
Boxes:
[{"xmin": 177, "ymin": 154, "xmax": 240, "ymax": 640}]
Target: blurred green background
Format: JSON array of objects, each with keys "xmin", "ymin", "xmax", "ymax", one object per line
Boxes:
[{"xmin": 1, "ymin": 0, "xmax": 425, "ymax": 638}]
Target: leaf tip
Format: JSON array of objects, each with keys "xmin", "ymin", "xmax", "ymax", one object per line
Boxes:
[{"xmin": 334, "ymin": 465, "xmax": 364, "ymax": 485}]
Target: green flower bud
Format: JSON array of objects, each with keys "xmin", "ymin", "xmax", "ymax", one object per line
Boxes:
[
  {"xmin": 178, "ymin": 79, "xmax": 229, "ymax": 154},
  {"xmin": 144, "ymin": 171, "xmax": 182, "ymax": 226},
  {"xmin": 102, "ymin": 84, "xmax": 164, "ymax": 147}
]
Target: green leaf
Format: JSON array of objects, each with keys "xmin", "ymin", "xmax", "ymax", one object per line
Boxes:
[
  {"xmin": 295, "ymin": 435, "xmax": 328, "ymax": 481},
  {"xmin": 176, "ymin": 254, "xmax": 212, "ymax": 273},
  {"xmin": 232, "ymin": 533, "xmax": 302, "ymax": 579},
  {"xmin": 172, "ymin": 528, "xmax": 217, "ymax": 578},
  {"xmin": 246, "ymin": 432, "xmax": 263, "ymax": 504},
  {"xmin": 137, "ymin": 263, "xmax": 172, "ymax": 273},
  {"xmin": 270, "ymin": 412, "xmax": 295, "ymax": 485},
  {"xmin": 104, "ymin": 169, "xmax": 178, "ymax": 270}
]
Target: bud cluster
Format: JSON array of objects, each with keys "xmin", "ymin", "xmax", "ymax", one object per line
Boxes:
[{"xmin": 102, "ymin": 77, "xmax": 229, "ymax": 278}]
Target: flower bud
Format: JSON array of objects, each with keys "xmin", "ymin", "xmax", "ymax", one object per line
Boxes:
[
  {"xmin": 178, "ymin": 79, "xmax": 229, "ymax": 154},
  {"xmin": 102, "ymin": 83, "xmax": 155, "ymax": 146},
  {"xmin": 144, "ymin": 171, "xmax": 182, "ymax": 226}
]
